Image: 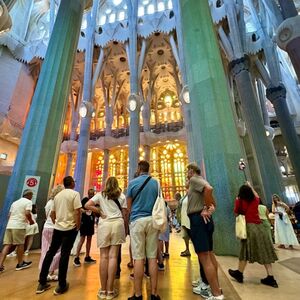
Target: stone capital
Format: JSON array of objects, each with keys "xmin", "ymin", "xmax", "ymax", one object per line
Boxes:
[
  {"xmin": 275, "ymin": 15, "xmax": 300, "ymax": 51},
  {"xmin": 266, "ymin": 84, "xmax": 287, "ymax": 104},
  {"xmin": 229, "ymin": 56, "xmax": 249, "ymax": 78}
]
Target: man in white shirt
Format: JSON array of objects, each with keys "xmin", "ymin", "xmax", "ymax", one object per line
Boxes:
[
  {"xmin": 36, "ymin": 176, "xmax": 81, "ymax": 295},
  {"xmin": 0, "ymin": 189, "xmax": 34, "ymax": 272}
]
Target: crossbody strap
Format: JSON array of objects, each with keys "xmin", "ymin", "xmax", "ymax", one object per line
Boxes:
[
  {"xmin": 112, "ymin": 199, "xmax": 123, "ymax": 211},
  {"xmin": 132, "ymin": 176, "xmax": 152, "ymax": 203}
]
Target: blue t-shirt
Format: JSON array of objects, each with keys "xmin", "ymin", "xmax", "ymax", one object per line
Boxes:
[{"xmin": 127, "ymin": 174, "xmax": 159, "ymax": 222}]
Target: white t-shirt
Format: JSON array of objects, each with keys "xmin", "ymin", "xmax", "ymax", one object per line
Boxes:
[
  {"xmin": 7, "ymin": 197, "xmax": 32, "ymax": 229},
  {"xmin": 52, "ymin": 189, "xmax": 82, "ymax": 231},
  {"xmin": 90, "ymin": 192, "xmax": 127, "ymax": 220},
  {"xmin": 181, "ymin": 195, "xmax": 190, "ymax": 229},
  {"xmin": 44, "ymin": 199, "xmax": 55, "ymax": 229}
]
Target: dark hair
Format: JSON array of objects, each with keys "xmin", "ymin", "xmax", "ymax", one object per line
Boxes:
[
  {"xmin": 138, "ymin": 160, "xmax": 150, "ymax": 173},
  {"xmin": 63, "ymin": 176, "xmax": 74, "ymax": 188},
  {"xmin": 238, "ymin": 185, "xmax": 255, "ymax": 202},
  {"xmin": 186, "ymin": 163, "xmax": 201, "ymax": 175}
]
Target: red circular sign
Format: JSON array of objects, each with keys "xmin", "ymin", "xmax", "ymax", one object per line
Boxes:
[{"xmin": 26, "ymin": 178, "xmax": 38, "ymax": 187}]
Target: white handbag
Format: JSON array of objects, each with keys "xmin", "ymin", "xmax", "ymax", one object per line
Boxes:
[
  {"xmin": 235, "ymin": 215, "xmax": 247, "ymax": 239},
  {"xmin": 152, "ymin": 181, "xmax": 167, "ymax": 232}
]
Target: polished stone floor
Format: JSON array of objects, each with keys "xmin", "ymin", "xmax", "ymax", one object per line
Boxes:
[{"xmin": 0, "ymin": 231, "xmax": 299, "ymax": 299}]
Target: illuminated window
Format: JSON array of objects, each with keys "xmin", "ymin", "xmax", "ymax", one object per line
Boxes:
[
  {"xmin": 109, "ymin": 13, "xmax": 116, "ymax": 23},
  {"xmin": 147, "ymin": 4, "xmax": 155, "ymax": 14},
  {"xmin": 118, "ymin": 11, "xmax": 125, "ymax": 20},
  {"xmin": 99, "ymin": 15, "xmax": 106, "ymax": 25},
  {"xmin": 157, "ymin": 2, "xmax": 165, "ymax": 11},
  {"xmin": 138, "ymin": 6, "xmax": 145, "ymax": 16},
  {"xmin": 113, "ymin": 0, "xmax": 122, "ymax": 5},
  {"xmin": 168, "ymin": 0, "xmax": 173, "ymax": 9}
]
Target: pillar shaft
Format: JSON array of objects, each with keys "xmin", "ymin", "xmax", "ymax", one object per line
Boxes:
[
  {"xmin": 230, "ymin": 57, "xmax": 285, "ymax": 206},
  {"xmin": 180, "ymin": 0, "xmax": 244, "ymax": 255},
  {"xmin": 266, "ymin": 85, "xmax": 300, "ymax": 189},
  {"xmin": 0, "ymin": 0, "xmax": 85, "ymax": 244}
]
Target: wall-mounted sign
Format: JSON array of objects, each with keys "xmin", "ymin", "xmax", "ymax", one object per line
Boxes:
[{"xmin": 21, "ymin": 175, "xmax": 41, "ymax": 204}]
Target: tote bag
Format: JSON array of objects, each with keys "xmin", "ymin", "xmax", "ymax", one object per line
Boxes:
[
  {"xmin": 152, "ymin": 181, "xmax": 167, "ymax": 232},
  {"xmin": 235, "ymin": 214, "xmax": 247, "ymax": 239}
]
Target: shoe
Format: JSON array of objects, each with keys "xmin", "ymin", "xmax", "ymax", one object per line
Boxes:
[
  {"xmin": 106, "ymin": 289, "xmax": 119, "ymax": 300},
  {"xmin": 73, "ymin": 257, "xmax": 81, "ymax": 267},
  {"xmin": 0, "ymin": 265, "xmax": 4, "ymax": 272},
  {"xmin": 15, "ymin": 261, "xmax": 32, "ymax": 270},
  {"xmin": 128, "ymin": 295, "xmax": 143, "ymax": 300},
  {"xmin": 151, "ymin": 295, "xmax": 161, "ymax": 300},
  {"xmin": 206, "ymin": 294, "xmax": 224, "ymax": 300},
  {"xmin": 127, "ymin": 262, "xmax": 134, "ymax": 268},
  {"xmin": 194, "ymin": 287, "xmax": 212, "ymax": 299},
  {"xmin": 158, "ymin": 263, "xmax": 165, "ymax": 271},
  {"xmin": 193, "ymin": 282, "xmax": 210, "ymax": 295},
  {"xmin": 36, "ymin": 283, "xmax": 51, "ymax": 294},
  {"xmin": 53, "ymin": 283, "xmax": 69, "ymax": 295},
  {"xmin": 7, "ymin": 251, "xmax": 17, "ymax": 257},
  {"xmin": 47, "ymin": 274, "xmax": 58, "ymax": 281},
  {"xmin": 97, "ymin": 289, "xmax": 106, "ymax": 299},
  {"xmin": 228, "ymin": 269, "xmax": 243, "ymax": 283},
  {"xmin": 180, "ymin": 250, "xmax": 191, "ymax": 257},
  {"xmin": 192, "ymin": 278, "xmax": 200, "ymax": 287},
  {"xmin": 84, "ymin": 256, "xmax": 96, "ymax": 264},
  {"xmin": 24, "ymin": 250, "xmax": 29, "ymax": 256},
  {"xmin": 129, "ymin": 273, "xmax": 134, "ymax": 280},
  {"xmin": 261, "ymin": 276, "xmax": 278, "ymax": 288}
]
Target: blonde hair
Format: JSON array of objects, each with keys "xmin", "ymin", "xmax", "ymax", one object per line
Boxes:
[
  {"xmin": 49, "ymin": 185, "xmax": 64, "ymax": 200},
  {"xmin": 102, "ymin": 177, "xmax": 121, "ymax": 200}
]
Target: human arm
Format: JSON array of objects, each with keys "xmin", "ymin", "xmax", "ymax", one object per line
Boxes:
[
  {"xmin": 201, "ymin": 184, "xmax": 215, "ymax": 224},
  {"xmin": 84, "ymin": 195, "xmax": 106, "ymax": 219},
  {"xmin": 74, "ymin": 207, "xmax": 81, "ymax": 230},
  {"xmin": 25, "ymin": 210, "xmax": 34, "ymax": 225}
]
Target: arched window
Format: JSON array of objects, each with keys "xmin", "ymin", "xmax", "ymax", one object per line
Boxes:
[
  {"xmin": 157, "ymin": 2, "xmax": 165, "ymax": 11},
  {"xmin": 147, "ymin": 4, "xmax": 155, "ymax": 14},
  {"xmin": 113, "ymin": 0, "xmax": 122, "ymax": 5},
  {"xmin": 138, "ymin": 6, "xmax": 145, "ymax": 17},
  {"xmin": 99, "ymin": 15, "xmax": 106, "ymax": 25},
  {"xmin": 168, "ymin": 0, "xmax": 173, "ymax": 9},
  {"xmin": 109, "ymin": 13, "xmax": 116, "ymax": 23},
  {"xmin": 118, "ymin": 11, "xmax": 125, "ymax": 20}
]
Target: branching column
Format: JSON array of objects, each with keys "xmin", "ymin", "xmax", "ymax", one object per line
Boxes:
[
  {"xmin": 230, "ymin": 56, "xmax": 285, "ymax": 205},
  {"xmin": 180, "ymin": 0, "xmax": 244, "ymax": 255},
  {"xmin": 266, "ymin": 85, "xmax": 300, "ymax": 189},
  {"xmin": 0, "ymin": 0, "xmax": 85, "ymax": 243}
]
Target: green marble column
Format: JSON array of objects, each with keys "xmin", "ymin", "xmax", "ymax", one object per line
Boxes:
[
  {"xmin": 180, "ymin": 0, "xmax": 244, "ymax": 255},
  {"xmin": 0, "ymin": 0, "xmax": 85, "ymax": 244}
]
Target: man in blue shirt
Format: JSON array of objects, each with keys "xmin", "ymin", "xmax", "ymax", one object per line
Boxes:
[{"xmin": 126, "ymin": 160, "xmax": 160, "ymax": 300}]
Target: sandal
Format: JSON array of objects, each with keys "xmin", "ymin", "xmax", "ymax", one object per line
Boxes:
[
  {"xmin": 97, "ymin": 290, "xmax": 106, "ymax": 299},
  {"xmin": 106, "ymin": 289, "xmax": 119, "ymax": 300}
]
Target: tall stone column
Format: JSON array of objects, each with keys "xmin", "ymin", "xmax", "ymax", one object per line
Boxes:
[
  {"xmin": 230, "ymin": 56, "xmax": 285, "ymax": 205},
  {"xmin": 266, "ymin": 85, "xmax": 300, "ymax": 189},
  {"xmin": 127, "ymin": 0, "xmax": 140, "ymax": 180},
  {"xmin": 143, "ymin": 144, "xmax": 151, "ymax": 163},
  {"xmin": 180, "ymin": 0, "xmax": 244, "ymax": 255},
  {"xmin": 276, "ymin": 3, "xmax": 300, "ymax": 82},
  {"xmin": 74, "ymin": 0, "xmax": 98, "ymax": 196},
  {"xmin": 0, "ymin": 0, "xmax": 85, "ymax": 243},
  {"xmin": 102, "ymin": 149, "xmax": 110, "ymax": 187}
]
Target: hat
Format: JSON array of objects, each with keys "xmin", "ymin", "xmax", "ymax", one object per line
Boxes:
[{"xmin": 22, "ymin": 189, "xmax": 34, "ymax": 197}]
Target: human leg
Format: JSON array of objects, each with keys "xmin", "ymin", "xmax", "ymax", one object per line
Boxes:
[
  {"xmin": 100, "ymin": 247, "xmax": 109, "ymax": 292},
  {"xmin": 107, "ymin": 245, "xmax": 120, "ymax": 292},
  {"xmin": 148, "ymin": 258, "xmax": 158, "ymax": 295},
  {"xmin": 134, "ymin": 259, "xmax": 144, "ymax": 296},
  {"xmin": 0, "ymin": 244, "xmax": 11, "ymax": 267},
  {"xmin": 85, "ymin": 235, "xmax": 91, "ymax": 257},
  {"xmin": 261, "ymin": 264, "xmax": 278, "ymax": 288},
  {"xmin": 57, "ymin": 229, "xmax": 77, "ymax": 288}
]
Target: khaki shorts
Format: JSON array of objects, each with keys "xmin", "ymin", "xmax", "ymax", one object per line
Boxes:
[
  {"xmin": 130, "ymin": 216, "xmax": 159, "ymax": 260},
  {"xmin": 97, "ymin": 218, "xmax": 125, "ymax": 248},
  {"xmin": 3, "ymin": 229, "xmax": 26, "ymax": 245}
]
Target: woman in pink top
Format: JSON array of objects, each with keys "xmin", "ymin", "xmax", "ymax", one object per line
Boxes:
[{"xmin": 228, "ymin": 183, "xmax": 278, "ymax": 288}]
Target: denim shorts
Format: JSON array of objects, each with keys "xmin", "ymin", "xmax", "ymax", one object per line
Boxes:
[{"xmin": 188, "ymin": 213, "xmax": 214, "ymax": 253}]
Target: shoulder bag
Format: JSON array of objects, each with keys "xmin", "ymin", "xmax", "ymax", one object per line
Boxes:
[
  {"xmin": 235, "ymin": 200, "xmax": 247, "ymax": 240},
  {"xmin": 152, "ymin": 180, "xmax": 167, "ymax": 232}
]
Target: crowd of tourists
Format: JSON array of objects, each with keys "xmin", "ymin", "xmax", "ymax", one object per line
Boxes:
[{"xmin": 0, "ymin": 160, "xmax": 299, "ymax": 299}]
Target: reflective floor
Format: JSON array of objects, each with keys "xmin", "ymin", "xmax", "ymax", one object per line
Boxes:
[{"xmin": 0, "ymin": 231, "xmax": 299, "ymax": 299}]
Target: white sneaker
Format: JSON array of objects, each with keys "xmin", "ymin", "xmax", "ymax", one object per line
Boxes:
[
  {"xmin": 193, "ymin": 282, "xmax": 210, "ymax": 296},
  {"xmin": 7, "ymin": 251, "xmax": 17, "ymax": 257},
  {"xmin": 24, "ymin": 250, "xmax": 29, "ymax": 256},
  {"xmin": 206, "ymin": 294, "xmax": 224, "ymax": 300}
]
